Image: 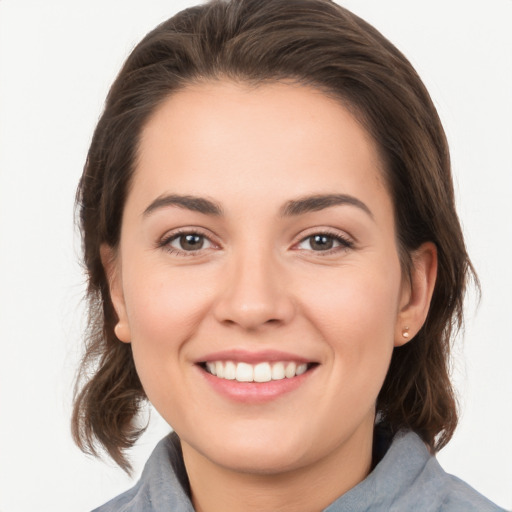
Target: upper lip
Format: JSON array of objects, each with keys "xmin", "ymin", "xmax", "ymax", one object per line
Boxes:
[{"xmin": 195, "ymin": 349, "xmax": 316, "ymax": 365}]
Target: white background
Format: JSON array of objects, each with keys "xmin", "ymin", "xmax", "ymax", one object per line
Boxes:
[{"xmin": 0, "ymin": 1, "xmax": 511, "ymax": 510}]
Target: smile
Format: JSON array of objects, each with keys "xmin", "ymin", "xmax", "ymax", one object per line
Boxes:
[{"xmin": 202, "ymin": 361, "xmax": 314, "ymax": 383}]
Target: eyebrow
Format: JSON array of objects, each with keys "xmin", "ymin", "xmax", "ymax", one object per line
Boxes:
[
  {"xmin": 143, "ymin": 194, "xmax": 223, "ymax": 217},
  {"xmin": 280, "ymin": 194, "xmax": 373, "ymax": 219},
  {"xmin": 142, "ymin": 193, "xmax": 373, "ymax": 219}
]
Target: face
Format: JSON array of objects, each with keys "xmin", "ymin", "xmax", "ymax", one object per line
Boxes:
[{"xmin": 106, "ymin": 81, "xmax": 429, "ymax": 477}]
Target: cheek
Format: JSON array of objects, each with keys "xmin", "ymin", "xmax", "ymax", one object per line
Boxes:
[
  {"xmin": 122, "ymin": 265, "xmax": 217, "ymax": 419},
  {"xmin": 123, "ymin": 258, "xmax": 212, "ymax": 334},
  {"xmin": 121, "ymin": 261, "xmax": 216, "ymax": 380},
  {"xmin": 301, "ymin": 260, "xmax": 402, "ymax": 340},
  {"xmin": 300, "ymin": 260, "xmax": 402, "ymax": 396}
]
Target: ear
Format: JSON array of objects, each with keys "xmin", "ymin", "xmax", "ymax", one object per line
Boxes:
[
  {"xmin": 394, "ymin": 242, "xmax": 437, "ymax": 347},
  {"xmin": 100, "ymin": 243, "xmax": 131, "ymax": 343}
]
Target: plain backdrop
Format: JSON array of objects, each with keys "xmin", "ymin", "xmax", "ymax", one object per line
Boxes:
[{"xmin": 0, "ymin": 1, "xmax": 511, "ymax": 510}]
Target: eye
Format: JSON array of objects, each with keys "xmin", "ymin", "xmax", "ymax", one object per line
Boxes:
[
  {"xmin": 296, "ymin": 233, "xmax": 353, "ymax": 252},
  {"xmin": 164, "ymin": 232, "xmax": 214, "ymax": 253}
]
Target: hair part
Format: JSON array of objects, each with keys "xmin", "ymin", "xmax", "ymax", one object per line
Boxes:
[{"xmin": 73, "ymin": 0, "xmax": 476, "ymax": 472}]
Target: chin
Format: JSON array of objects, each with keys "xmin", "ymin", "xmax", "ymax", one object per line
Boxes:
[
  {"xmin": 182, "ymin": 421, "xmax": 320, "ymax": 475},
  {"xmin": 211, "ymin": 444, "xmax": 309, "ymax": 475}
]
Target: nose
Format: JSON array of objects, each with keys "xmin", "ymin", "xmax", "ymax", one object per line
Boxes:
[{"xmin": 212, "ymin": 249, "xmax": 296, "ymax": 331}]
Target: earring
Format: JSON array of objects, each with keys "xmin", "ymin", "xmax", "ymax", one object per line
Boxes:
[{"xmin": 402, "ymin": 326, "xmax": 410, "ymax": 339}]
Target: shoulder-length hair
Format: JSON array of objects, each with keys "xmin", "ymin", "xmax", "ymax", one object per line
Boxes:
[{"xmin": 72, "ymin": 0, "xmax": 475, "ymax": 472}]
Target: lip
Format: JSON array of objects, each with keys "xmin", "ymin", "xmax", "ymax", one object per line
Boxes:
[
  {"xmin": 195, "ymin": 349, "xmax": 314, "ymax": 365},
  {"xmin": 194, "ymin": 349, "xmax": 318, "ymax": 403}
]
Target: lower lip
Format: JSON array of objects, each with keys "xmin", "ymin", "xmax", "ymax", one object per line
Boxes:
[{"xmin": 197, "ymin": 365, "xmax": 316, "ymax": 403}]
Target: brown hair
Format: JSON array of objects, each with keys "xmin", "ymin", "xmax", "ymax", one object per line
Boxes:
[{"xmin": 72, "ymin": 0, "xmax": 475, "ymax": 472}]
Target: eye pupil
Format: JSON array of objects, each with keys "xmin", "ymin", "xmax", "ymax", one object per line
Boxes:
[
  {"xmin": 310, "ymin": 234, "xmax": 334, "ymax": 250},
  {"xmin": 180, "ymin": 234, "xmax": 204, "ymax": 250}
]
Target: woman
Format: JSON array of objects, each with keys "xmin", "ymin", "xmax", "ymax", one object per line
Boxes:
[{"xmin": 72, "ymin": 0, "xmax": 504, "ymax": 510}]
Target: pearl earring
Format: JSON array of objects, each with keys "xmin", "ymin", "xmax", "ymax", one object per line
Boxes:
[{"xmin": 402, "ymin": 326, "xmax": 410, "ymax": 339}]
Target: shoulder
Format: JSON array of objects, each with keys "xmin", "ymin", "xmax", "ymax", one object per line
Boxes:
[
  {"xmin": 433, "ymin": 472, "xmax": 505, "ymax": 512},
  {"xmin": 386, "ymin": 432, "xmax": 506, "ymax": 512},
  {"xmin": 326, "ymin": 431, "xmax": 505, "ymax": 512},
  {"xmin": 91, "ymin": 433, "xmax": 194, "ymax": 512},
  {"xmin": 92, "ymin": 485, "xmax": 141, "ymax": 512}
]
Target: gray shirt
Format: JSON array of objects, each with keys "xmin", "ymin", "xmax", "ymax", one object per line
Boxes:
[{"xmin": 93, "ymin": 431, "xmax": 505, "ymax": 511}]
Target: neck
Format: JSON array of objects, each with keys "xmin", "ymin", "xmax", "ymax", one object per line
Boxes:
[{"xmin": 181, "ymin": 424, "xmax": 373, "ymax": 512}]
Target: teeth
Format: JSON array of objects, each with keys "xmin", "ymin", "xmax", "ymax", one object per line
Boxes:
[
  {"xmin": 224, "ymin": 361, "xmax": 236, "ymax": 380},
  {"xmin": 236, "ymin": 362, "xmax": 253, "ymax": 382},
  {"xmin": 271, "ymin": 362, "xmax": 285, "ymax": 380},
  {"xmin": 206, "ymin": 362, "xmax": 216, "ymax": 376},
  {"xmin": 254, "ymin": 362, "xmax": 271, "ymax": 382},
  {"xmin": 285, "ymin": 362, "xmax": 296, "ymax": 378},
  {"xmin": 204, "ymin": 360, "xmax": 310, "ymax": 382},
  {"xmin": 296, "ymin": 363, "xmax": 307, "ymax": 376}
]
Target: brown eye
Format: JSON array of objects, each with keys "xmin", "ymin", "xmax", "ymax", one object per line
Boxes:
[
  {"xmin": 168, "ymin": 233, "xmax": 211, "ymax": 252},
  {"xmin": 297, "ymin": 233, "xmax": 353, "ymax": 252},
  {"xmin": 309, "ymin": 234, "xmax": 334, "ymax": 251}
]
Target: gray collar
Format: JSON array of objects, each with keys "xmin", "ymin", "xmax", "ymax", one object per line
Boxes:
[{"xmin": 94, "ymin": 430, "xmax": 503, "ymax": 511}]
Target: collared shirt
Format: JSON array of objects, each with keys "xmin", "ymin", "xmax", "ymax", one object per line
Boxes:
[{"xmin": 93, "ymin": 431, "xmax": 505, "ymax": 511}]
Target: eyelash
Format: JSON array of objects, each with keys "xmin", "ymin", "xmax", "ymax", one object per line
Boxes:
[
  {"xmin": 158, "ymin": 228, "xmax": 216, "ymax": 257},
  {"xmin": 294, "ymin": 230, "xmax": 354, "ymax": 255},
  {"xmin": 158, "ymin": 229, "xmax": 354, "ymax": 257}
]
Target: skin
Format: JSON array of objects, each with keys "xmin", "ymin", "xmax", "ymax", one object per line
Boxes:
[{"xmin": 103, "ymin": 81, "xmax": 437, "ymax": 512}]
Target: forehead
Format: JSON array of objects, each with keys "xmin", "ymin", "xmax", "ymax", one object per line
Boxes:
[{"xmin": 131, "ymin": 80, "xmax": 390, "ymax": 218}]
